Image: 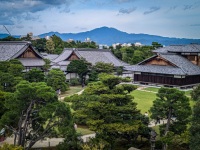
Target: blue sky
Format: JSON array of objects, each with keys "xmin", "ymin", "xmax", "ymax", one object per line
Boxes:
[{"xmin": 0, "ymin": 0, "xmax": 200, "ymax": 39}]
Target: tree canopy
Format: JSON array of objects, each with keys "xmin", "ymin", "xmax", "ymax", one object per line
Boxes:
[
  {"xmin": 150, "ymin": 87, "xmax": 191, "ymax": 150},
  {"xmin": 46, "ymin": 69, "xmax": 68, "ymax": 92},
  {"xmin": 66, "ymin": 74, "xmax": 147, "ymax": 149},
  {"xmin": 190, "ymin": 85, "xmax": 200, "ymax": 150},
  {"xmin": 67, "ymin": 59, "xmax": 91, "ymax": 84},
  {"xmin": 0, "ymin": 81, "xmax": 73, "ymax": 149}
]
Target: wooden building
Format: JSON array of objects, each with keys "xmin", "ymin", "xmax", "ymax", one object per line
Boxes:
[
  {"xmin": 0, "ymin": 41, "xmax": 45, "ymax": 71},
  {"xmin": 42, "ymin": 48, "xmax": 129, "ymax": 80},
  {"xmin": 125, "ymin": 44, "xmax": 200, "ymax": 87}
]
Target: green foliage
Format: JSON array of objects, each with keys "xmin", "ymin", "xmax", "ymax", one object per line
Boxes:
[
  {"xmin": 67, "ymin": 74, "xmax": 146, "ymax": 148},
  {"xmin": 0, "ymin": 143, "xmax": 23, "ymax": 150},
  {"xmin": 190, "ymin": 84, "xmax": 200, "ymax": 150},
  {"xmin": 46, "ymin": 69, "xmax": 68, "ymax": 92},
  {"xmin": 0, "ymin": 91, "xmax": 7, "ymax": 117},
  {"xmin": 0, "ymin": 60, "xmax": 24, "ymax": 92},
  {"xmin": 98, "ymin": 73, "xmax": 121, "ymax": 89},
  {"xmin": 116, "ymin": 66, "xmax": 124, "ymax": 76},
  {"xmin": 46, "ymin": 38, "xmax": 55, "ymax": 54},
  {"xmin": 67, "ymin": 59, "xmax": 91, "ymax": 84},
  {"xmin": 31, "ymin": 38, "xmax": 47, "ymax": 52},
  {"xmin": 150, "ymin": 88, "xmax": 191, "ymax": 135},
  {"xmin": 121, "ymin": 76, "xmax": 132, "ymax": 82},
  {"xmin": 64, "ymin": 40, "xmax": 97, "ymax": 49},
  {"xmin": 57, "ymin": 128, "xmax": 83, "ymax": 150},
  {"xmin": 69, "ymin": 78, "xmax": 80, "ymax": 86},
  {"xmin": 0, "ymin": 81, "xmax": 73, "ymax": 149},
  {"xmin": 43, "ymin": 58, "xmax": 51, "ymax": 72},
  {"xmin": 150, "ymin": 88, "xmax": 191, "ymax": 150},
  {"xmin": 152, "ymin": 42, "xmax": 163, "ymax": 49},
  {"xmin": 8, "ymin": 59, "xmax": 24, "ymax": 77},
  {"xmin": 93, "ymin": 62, "xmax": 114, "ymax": 74},
  {"xmin": 24, "ymin": 68, "xmax": 44, "ymax": 82},
  {"xmin": 112, "ymin": 45, "xmax": 154, "ymax": 64}
]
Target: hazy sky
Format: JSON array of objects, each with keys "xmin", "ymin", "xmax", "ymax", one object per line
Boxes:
[{"xmin": 0, "ymin": 0, "xmax": 200, "ymax": 39}]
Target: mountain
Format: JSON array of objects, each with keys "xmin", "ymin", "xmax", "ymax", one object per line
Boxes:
[
  {"xmin": 39, "ymin": 27, "xmax": 200, "ymax": 46},
  {"xmin": 1, "ymin": 27, "xmax": 200, "ymax": 46}
]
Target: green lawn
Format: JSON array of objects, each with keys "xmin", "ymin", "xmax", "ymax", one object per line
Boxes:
[
  {"xmin": 131, "ymin": 88, "xmax": 194, "ymax": 114},
  {"xmin": 143, "ymin": 87, "xmax": 159, "ymax": 93},
  {"xmin": 131, "ymin": 90, "xmax": 157, "ymax": 114}
]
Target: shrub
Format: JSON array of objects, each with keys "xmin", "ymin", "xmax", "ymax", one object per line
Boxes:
[{"xmin": 70, "ymin": 78, "xmax": 80, "ymax": 86}]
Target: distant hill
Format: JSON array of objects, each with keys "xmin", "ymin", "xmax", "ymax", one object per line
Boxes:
[
  {"xmin": 38, "ymin": 27, "xmax": 200, "ymax": 46},
  {"xmin": 1, "ymin": 27, "xmax": 200, "ymax": 46}
]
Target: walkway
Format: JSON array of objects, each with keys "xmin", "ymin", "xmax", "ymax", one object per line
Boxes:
[{"xmin": 0, "ymin": 133, "xmax": 96, "ymax": 148}]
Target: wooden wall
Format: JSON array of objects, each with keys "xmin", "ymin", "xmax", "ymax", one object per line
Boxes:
[
  {"xmin": 20, "ymin": 48, "xmax": 37, "ymax": 58},
  {"xmin": 134, "ymin": 74, "xmax": 200, "ymax": 86},
  {"xmin": 67, "ymin": 52, "xmax": 79, "ymax": 61},
  {"xmin": 143, "ymin": 56, "xmax": 174, "ymax": 66}
]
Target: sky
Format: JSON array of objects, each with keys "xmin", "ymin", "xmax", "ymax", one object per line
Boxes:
[{"xmin": 0, "ymin": 0, "xmax": 200, "ymax": 39}]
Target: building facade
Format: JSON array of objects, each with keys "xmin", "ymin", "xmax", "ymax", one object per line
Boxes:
[{"xmin": 125, "ymin": 44, "xmax": 200, "ymax": 88}]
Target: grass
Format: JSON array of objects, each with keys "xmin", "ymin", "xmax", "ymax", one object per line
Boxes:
[
  {"xmin": 131, "ymin": 87, "xmax": 194, "ymax": 114},
  {"xmin": 143, "ymin": 87, "xmax": 159, "ymax": 93},
  {"xmin": 76, "ymin": 125, "xmax": 95, "ymax": 135},
  {"xmin": 131, "ymin": 90, "xmax": 157, "ymax": 114},
  {"xmin": 60, "ymin": 85, "xmax": 83, "ymax": 98}
]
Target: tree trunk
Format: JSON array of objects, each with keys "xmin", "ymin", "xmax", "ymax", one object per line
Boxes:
[{"xmin": 163, "ymin": 107, "xmax": 172, "ymax": 150}]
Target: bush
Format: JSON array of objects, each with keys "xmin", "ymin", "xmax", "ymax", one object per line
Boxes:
[
  {"xmin": 70, "ymin": 78, "xmax": 80, "ymax": 86},
  {"xmin": 121, "ymin": 77, "xmax": 132, "ymax": 82}
]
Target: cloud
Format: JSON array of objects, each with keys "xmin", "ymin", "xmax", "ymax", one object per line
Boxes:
[
  {"xmin": 0, "ymin": 0, "xmax": 74, "ymax": 25},
  {"xmin": 144, "ymin": 7, "xmax": 160, "ymax": 15},
  {"xmin": 114, "ymin": 0, "xmax": 132, "ymax": 3},
  {"xmin": 118, "ymin": 7, "xmax": 137, "ymax": 14},
  {"xmin": 15, "ymin": 25, "xmax": 24, "ymax": 29},
  {"xmin": 183, "ymin": 5, "xmax": 193, "ymax": 10},
  {"xmin": 190, "ymin": 24, "xmax": 200, "ymax": 27}
]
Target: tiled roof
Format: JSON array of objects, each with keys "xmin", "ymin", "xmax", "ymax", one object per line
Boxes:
[
  {"xmin": 18, "ymin": 58, "xmax": 45, "ymax": 66},
  {"xmin": 125, "ymin": 53, "xmax": 200, "ymax": 75},
  {"xmin": 0, "ymin": 41, "xmax": 43, "ymax": 61},
  {"xmin": 160, "ymin": 54, "xmax": 200, "ymax": 75},
  {"xmin": 154, "ymin": 44, "xmax": 200, "ymax": 54},
  {"xmin": 41, "ymin": 53, "xmax": 59, "ymax": 60},
  {"xmin": 125, "ymin": 65, "xmax": 185, "ymax": 75},
  {"xmin": 0, "ymin": 41, "xmax": 28, "ymax": 61},
  {"xmin": 51, "ymin": 48, "xmax": 128, "ymax": 67},
  {"xmin": 75, "ymin": 49, "xmax": 128, "ymax": 66}
]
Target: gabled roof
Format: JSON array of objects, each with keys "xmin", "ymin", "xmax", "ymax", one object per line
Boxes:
[
  {"xmin": 18, "ymin": 58, "xmax": 45, "ymax": 67},
  {"xmin": 41, "ymin": 53, "xmax": 59, "ymax": 60},
  {"xmin": 0, "ymin": 41, "xmax": 43, "ymax": 61},
  {"xmin": 51, "ymin": 48, "xmax": 128, "ymax": 67},
  {"xmin": 154, "ymin": 44, "xmax": 200, "ymax": 54},
  {"xmin": 125, "ymin": 53, "xmax": 200, "ymax": 75}
]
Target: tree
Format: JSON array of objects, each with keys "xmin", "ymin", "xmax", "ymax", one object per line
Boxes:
[
  {"xmin": 0, "ymin": 60, "xmax": 24, "ymax": 92},
  {"xmin": 190, "ymin": 85, "xmax": 200, "ymax": 150},
  {"xmin": 0, "ymin": 91, "xmax": 7, "ymax": 117},
  {"xmin": 43, "ymin": 58, "xmax": 51, "ymax": 73},
  {"xmin": 152, "ymin": 42, "xmax": 163, "ymax": 49},
  {"xmin": 67, "ymin": 59, "xmax": 91, "ymax": 85},
  {"xmin": 8, "ymin": 59, "xmax": 24, "ymax": 77},
  {"xmin": 46, "ymin": 38, "xmax": 55, "ymax": 54},
  {"xmin": 88, "ymin": 62, "xmax": 115, "ymax": 82},
  {"xmin": 0, "ymin": 81, "xmax": 73, "ymax": 149},
  {"xmin": 46, "ymin": 69, "xmax": 68, "ymax": 92},
  {"xmin": 93, "ymin": 62, "xmax": 114, "ymax": 74},
  {"xmin": 24, "ymin": 68, "xmax": 45, "ymax": 82},
  {"xmin": 66, "ymin": 74, "xmax": 146, "ymax": 148},
  {"xmin": 31, "ymin": 38, "xmax": 47, "ymax": 52},
  {"xmin": 150, "ymin": 88, "xmax": 191, "ymax": 150}
]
